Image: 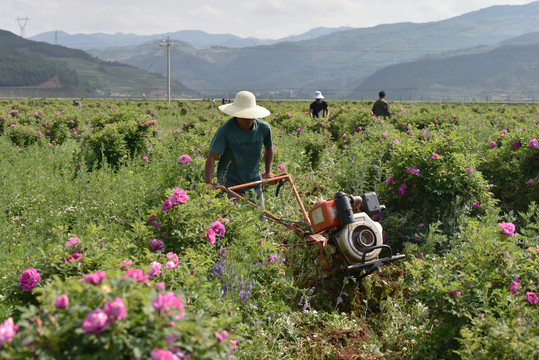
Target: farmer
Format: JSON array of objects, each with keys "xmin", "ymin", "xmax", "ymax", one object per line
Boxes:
[
  {"xmin": 309, "ymin": 91, "xmax": 329, "ymax": 120},
  {"xmin": 372, "ymin": 90, "xmax": 392, "ymax": 118},
  {"xmin": 204, "ymin": 90, "xmax": 276, "ymax": 206}
]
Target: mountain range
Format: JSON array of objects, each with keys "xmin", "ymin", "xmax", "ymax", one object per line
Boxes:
[
  {"xmin": 4, "ymin": 1, "xmax": 539, "ymax": 100},
  {"xmin": 0, "ymin": 30, "xmax": 188, "ymax": 98},
  {"xmin": 30, "ymin": 27, "xmax": 354, "ymax": 50},
  {"xmin": 82, "ymin": 1, "xmax": 539, "ymax": 100}
]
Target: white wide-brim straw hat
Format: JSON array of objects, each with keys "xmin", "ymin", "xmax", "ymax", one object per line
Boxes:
[
  {"xmin": 218, "ymin": 91, "xmax": 270, "ymax": 118},
  {"xmin": 313, "ymin": 91, "xmax": 324, "ymax": 99}
]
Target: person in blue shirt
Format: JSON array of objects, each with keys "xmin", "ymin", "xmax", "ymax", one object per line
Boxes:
[{"xmin": 204, "ymin": 91, "xmax": 276, "ymax": 206}]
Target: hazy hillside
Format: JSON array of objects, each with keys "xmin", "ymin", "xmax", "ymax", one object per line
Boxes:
[
  {"xmin": 0, "ymin": 46, "xmax": 78, "ymax": 87},
  {"xmin": 352, "ymin": 41, "xmax": 539, "ymax": 101},
  {"xmin": 86, "ymin": 1, "xmax": 539, "ymax": 98},
  {"xmin": 30, "ymin": 27, "xmax": 353, "ymax": 50},
  {"xmin": 0, "ymin": 30, "xmax": 190, "ymax": 98}
]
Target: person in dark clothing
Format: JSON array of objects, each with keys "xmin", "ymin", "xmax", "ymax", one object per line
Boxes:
[
  {"xmin": 372, "ymin": 91, "xmax": 391, "ymax": 118},
  {"xmin": 309, "ymin": 91, "xmax": 329, "ymax": 120}
]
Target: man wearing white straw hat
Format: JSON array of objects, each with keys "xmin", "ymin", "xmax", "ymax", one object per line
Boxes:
[
  {"xmin": 204, "ymin": 90, "xmax": 276, "ymax": 205},
  {"xmin": 309, "ymin": 91, "xmax": 329, "ymax": 120}
]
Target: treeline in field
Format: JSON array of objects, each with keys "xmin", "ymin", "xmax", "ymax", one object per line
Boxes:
[{"xmin": 0, "ymin": 47, "xmax": 79, "ymax": 87}]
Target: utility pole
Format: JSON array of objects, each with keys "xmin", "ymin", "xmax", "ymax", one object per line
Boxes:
[
  {"xmin": 160, "ymin": 37, "xmax": 173, "ymax": 104},
  {"xmin": 15, "ymin": 17, "xmax": 30, "ymax": 38}
]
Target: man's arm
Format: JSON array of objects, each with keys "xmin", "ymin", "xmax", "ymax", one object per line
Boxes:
[
  {"xmin": 204, "ymin": 151, "xmax": 220, "ymax": 185},
  {"xmin": 263, "ymin": 145, "xmax": 275, "ymax": 179},
  {"xmin": 325, "ymin": 104, "xmax": 329, "ymax": 120},
  {"xmin": 384, "ymin": 102, "xmax": 391, "ymax": 118}
]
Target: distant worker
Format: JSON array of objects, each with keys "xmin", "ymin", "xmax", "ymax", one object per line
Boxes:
[
  {"xmin": 210, "ymin": 98, "xmax": 216, "ymax": 107},
  {"xmin": 73, "ymin": 99, "xmax": 81, "ymax": 107},
  {"xmin": 372, "ymin": 91, "xmax": 391, "ymax": 118},
  {"xmin": 205, "ymin": 90, "xmax": 276, "ymax": 206},
  {"xmin": 309, "ymin": 91, "xmax": 329, "ymax": 120}
]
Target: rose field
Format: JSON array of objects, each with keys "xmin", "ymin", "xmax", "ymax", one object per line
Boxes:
[{"xmin": 0, "ymin": 98, "xmax": 538, "ymax": 359}]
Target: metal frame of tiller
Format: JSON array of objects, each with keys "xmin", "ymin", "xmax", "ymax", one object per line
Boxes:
[{"xmin": 216, "ymin": 173, "xmax": 405, "ymax": 279}]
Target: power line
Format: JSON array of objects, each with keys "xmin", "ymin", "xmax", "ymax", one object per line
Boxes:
[
  {"xmin": 160, "ymin": 37, "xmax": 174, "ymax": 104},
  {"xmin": 15, "ymin": 17, "xmax": 30, "ymax": 38}
]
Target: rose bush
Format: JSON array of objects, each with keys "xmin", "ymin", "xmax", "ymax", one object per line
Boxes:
[{"xmin": 1, "ymin": 99, "xmax": 538, "ymax": 359}]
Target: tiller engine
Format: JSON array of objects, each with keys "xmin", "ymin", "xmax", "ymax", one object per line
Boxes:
[{"xmin": 216, "ymin": 173, "xmax": 404, "ymax": 278}]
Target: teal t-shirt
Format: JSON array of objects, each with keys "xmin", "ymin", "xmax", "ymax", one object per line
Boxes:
[{"xmin": 209, "ymin": 117, "xmax": 273, "ymax": 187}]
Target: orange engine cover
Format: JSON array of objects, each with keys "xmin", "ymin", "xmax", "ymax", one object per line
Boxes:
[{"xmin": 308, "ymin": 199, "xmax": 341, "ymax": 233}]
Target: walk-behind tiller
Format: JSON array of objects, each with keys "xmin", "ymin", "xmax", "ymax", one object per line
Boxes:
[{"xmin": 216, "ymin": 173, "xmax": 405, "ymax": 279}]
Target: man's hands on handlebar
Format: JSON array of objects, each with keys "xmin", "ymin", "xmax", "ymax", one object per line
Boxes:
[{"xmin": 265, "ymin": 172, "xmax": 279, "ymax": 184}]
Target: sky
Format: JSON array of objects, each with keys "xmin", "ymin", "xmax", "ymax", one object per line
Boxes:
[{"xmin": 1, "ymin": 0, "xmax": 535, "ymax": 39}]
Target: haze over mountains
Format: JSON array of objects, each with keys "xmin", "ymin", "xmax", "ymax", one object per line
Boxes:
[
  {"xmin": 4, "ymin": 1, "xmax": 539, "ymax": 100},
  {"xmin": 30, "ymin": 27, "xmax": 354, "ymax": 50}
]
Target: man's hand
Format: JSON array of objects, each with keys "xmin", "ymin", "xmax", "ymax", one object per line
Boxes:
[{"xmin": 265, "ymin": 172, "xmax": 280, "ymax": 185}]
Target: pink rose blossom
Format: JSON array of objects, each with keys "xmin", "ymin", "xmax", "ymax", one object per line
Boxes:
[
  {"xmin": 277, "ymin": 164, "xmax": 286, "ymax": 173},
  {"xmin": 230, "ymin": 338, "xmax": 238, "ymax": 354},
  {"xmin": 432, "ymin": 153, "xmax": 440, "ymax": 159},
  {"xmin": 151, "ymin": 348, "xmax": 180, "ymax": 360},
  {"xmin": 509, "ymin": 278, "xmax": 520, "ymax": 296},
  {"xmin": 489, "ymin": 141, "xmax": 497, "ymax": 148},
  {"xmin": 104, "ymin": 297, "xmax": 127, "ymax": 321},
  {"xmin": 155, "ymin": 282, "xmax": 166, "ymax": 291},
  {"xmin": 148, "ymin": 262, "xmax": 163, "ymax": 279},
  {"xmin": 398, "ymin": 183, "xmax": 407, "ymax": 196},
  {"xmin": 123, "ymin": 269, "xmax": 148, "ymax": 283},
  {"xmin": 65, "ymin": 237, "xmax": 81, "ymax": 248},
  {"xmin": 161, "ymin": 200, "xmax": 173, "ymax": 212},
  {"xmin": 19, "ymin": 268, "xmax": 41, "ymax": 291},
  {"xmin": 205, "ymin": 229, "xmax": 216, "ymax": 245},
  {"xmin": 170, "ymin": 188, "xmax": 188, "ymax": 204},
  {"xmin": 178, "ymin": 154, "xmax": 190, "ymax": 164},
  {"xmin": 406, "ymin": 166, "xmax": 420, "ymax": 175},
  {"xmin": 152, "ymin": 292, "xmax": 185, "ymax": 317},
  {"xmin": 215, "ymin": 330, "xmax": 229, "ymax": 343},
  {"xmin": 54, "ymin": 294, "xmax": 69, "ymax": 310},
  {"xmin": 473, "ymin": 201, "xmax": 481, "ymax": 209},
  {"xmin": 82, "ymin": 308, "xmax": 110, "ymax": 333},
  {"xmin": 498, "ymin": 222, "xmax": 516, "ymax": 237},
  {"xmin": 120, "ymin": 260, "xmax": 134, "ymax": 270},
  {"xmin": 142, "ymin": 156, "xmax": 149, "ymax": 162},
  {"xmin": 525, "ymin": 292, "xmax": 538, "ymax": 305},
  {"xmin": 528, "ymin": 138, "xmax": 538, "ymax": 148},
  {"xmin": 512, "ymin": 142, "xmax": 520, "ymax": 150},
  {"xmin": 67, "ymin": 252, "xmax": 83, "ymax": 263},
  {"xmin": 83, "ymin": 271, "xmax": 107, "ymax": 285},
  {"xmin": 386, "ymin": 177, "xmax": 393, "ymax": 186},
  {"xmin": 150, "ymin": 238, "xmax": 164, "ymax": 251},
  {"xmin": 166, "ymin": 252, "xmax": 179, "ymax": 266},
  {"xmin": 211, "ymin": 221, "xmax": 226, "ymax": 237},
  {"xmin": 0, "ymin": 317, "xmax": 19, "ymax": 346}
]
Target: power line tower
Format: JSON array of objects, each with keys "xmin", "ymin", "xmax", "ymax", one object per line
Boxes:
[
  {"xmin": 160, "ymin": 36, "xmax": 174, "ymax": 104},
  {"xmin": 15, "ymin": 17, "xmax": 30, "ymax": 38}
]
